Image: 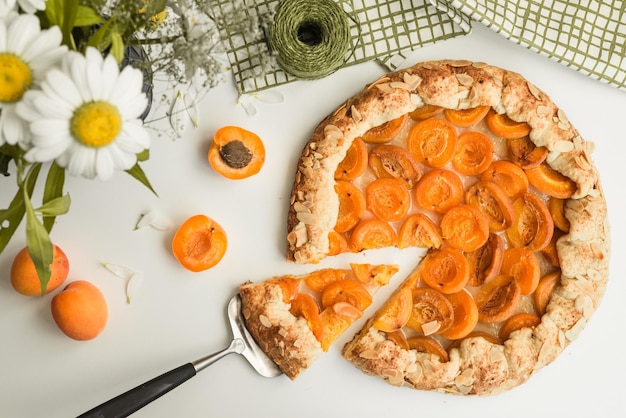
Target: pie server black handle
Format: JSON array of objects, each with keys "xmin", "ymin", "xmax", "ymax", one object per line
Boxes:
[
  {"xmin": 76, "ymin": 339, "xmax": 241, "ymax": 418},
  {"xmin": 76, "ymin": 363, "xmax": 196, "ymax": 418}
]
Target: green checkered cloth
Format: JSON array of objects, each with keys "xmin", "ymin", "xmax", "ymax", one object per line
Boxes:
[
  {"xmin": 446, "ymin": 0, "xmax": 626, "ymax": 91},
  {"xmin": 208, "ymin": 0, "xmax": 626, "ymax": 94}
]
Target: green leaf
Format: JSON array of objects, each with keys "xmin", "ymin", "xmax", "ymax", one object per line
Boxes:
[
  {"xmin": 24, "ymin": 200, "xmax": 53, "ymax": 296},
  {"xmin": 110, "ymin": 31, "xmax": 125, "ymax": 64},
  {"xmin": 46, "ymin": 0, "xmax": 80, "ymax": 49},
  {"xmin": 126, "ymin": 162, "xmax": 157, "ymax": 196},
  {"xmin": 87, "ymin": 18, "xmax": 113, "ymax": 52},
  {"xmin": 0, "ymin": 163, "xmax": 41, "ymax": 254},
  {"xmin": 74, "ymin": 5, "xmax": 104, "ymax": 27},
  {"xmin": 0, "ymin": 153, "xmax": 11, "ymax": 176},
  {"xmin": 35, "ymin": 195, "xmax": 71, "ymax": 218},
  {"xmin": 42, "ymin": 162, "xmax": 66, "ymax": 232}
]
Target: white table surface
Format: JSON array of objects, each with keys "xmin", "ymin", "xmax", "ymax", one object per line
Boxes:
[{"xmin": 1, "ymin": 22, "xmax": 625, "ymax": 418}]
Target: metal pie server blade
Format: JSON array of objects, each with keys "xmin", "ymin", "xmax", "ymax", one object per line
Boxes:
[{"xmin": 77, "ymin": 293, "xmax": 282, "ymax": 418}]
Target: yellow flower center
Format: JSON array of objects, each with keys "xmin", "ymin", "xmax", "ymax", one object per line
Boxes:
[
  {"xmin": 0, "ymin": 53, "xmax": 32, "ymax": 103},
  {"xmin": 70, "ymin": 101, "xmax": 122, "ymax": 148}
]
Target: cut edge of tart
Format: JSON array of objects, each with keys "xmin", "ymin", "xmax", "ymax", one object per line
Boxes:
[
  {"xmin": 285, "ymin": 60, "xmax": 610, "ymax": 394},
  {"xmin": 239, "ymin": 263, "xmax": 399, "ymax": 379}
]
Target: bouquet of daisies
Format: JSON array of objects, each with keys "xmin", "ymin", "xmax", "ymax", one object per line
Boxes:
[{"xmin": 0, "ymin": 0, "xmax": 226, "ymax": 293}]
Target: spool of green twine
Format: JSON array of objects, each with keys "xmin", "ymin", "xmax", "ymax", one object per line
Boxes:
[{"xmin": 268, "ymin": 0, "xmax": 352, "ymax": 80}]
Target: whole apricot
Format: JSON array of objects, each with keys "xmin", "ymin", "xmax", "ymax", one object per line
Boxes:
[
  {"xmin": 51, "ymin": 281, "xmax": 108, "ymax": 341},
  {"xmin": 11, "ymin": 245, "xmax": 70, "ymax": 296}
]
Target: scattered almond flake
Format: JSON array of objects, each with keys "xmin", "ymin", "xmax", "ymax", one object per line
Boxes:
[
  {"xmin": 421, "ymin": 320, "xmax": 441, "ymax": 335},
  {"xmin": 557, "ymin": 108, "xmax": 570, "ymax": 125},
  {"xmin": 259, "ymin": 314, "xmax": 272, "ymax": 328},
  {"xmin": 390, "ymin": 81, "xmax": 410, "ymax": 90},
  {"xmin": 324, "ymin": 124, "xmax": 343, "ymax": 141},
  {"xmin": 564, "ymin": 317, "xmax": 587, "ymax": 341},
  {"xmin": 294, "ymin": 227, "xmax": 308, "ymax": 248},
  {"xmin": 125, "ymin": 272, "xmax": 143, "ymax": 304},
  {"xmin": 296, "ymin": 211, "xmax": 317, "ymax": 225},
  {"xmin": 376, "ymin": 83, "xmax": 394, "ymax": 94},
  {"xmin": 450, "ymin": 59, "xmax": 472, "ymax": 67},
  {"xmin": 554, "ymin": 140, "xmax": 574, "ymax": 153},
  {"xmin": 490, "ymin": 346, "xmax": 506, "ymax": 363},
  {"xmin": 359, "ymin": 349, "xmax": 380, "ymax": 360},
  {"xmin": 134, "ymin": 210, "xmax": 173, "ymax": 231},
  {"xmin": 557, "ymin": 121, "xmax": 569, "ymax": 130},
  {"xmin": 458, "ymin": 384, "xmax": 473, "ymax": 395},
  {"xmin": 293, "ymin": 201, "xmax": 310, "ymax": 213},
  {"xmin": 455, "ymin": 73, "xmax": 474, "ymax": 86},
  {"xmin": 403, "ymin": 72, "xmax": 422, "ymax": 90},
  {"xmin": 536, "ymin": 105, "xmax": 550, "ymax": 117},
  {"xmin": 574, "ymin": 294, "xmax": 594, "ymax": 319},
  {"xmin": 528, "ymin": 82, "xmax": 542, "ymax": 100},
  {"xmin": 350, "ymin": 105, "xmax": 362, "ymax": 123},
  {"xmin": 410, "ymin": 93, "xmax": 423, "ymax": 106},
  {"xmin": 587, "ymin": 268, "xmax": 602, "ymax": 281},
  {"xmin": 293, "ymin": 339, "xmax": 302, "ymax": 348},
  {"xmin": 472, "ymin": 61, "xmax": 488, "ymax": 68},
  {"xmin": 278, "ymin": 328, "xmax": 288, "ymax": 338},
  {"xmin": 421, "ymin": 359, "xmax": 436, "ymax": 373},
  {"xmin": 558, "ymin": 330, "xmax": 566, "ymax": 347}
]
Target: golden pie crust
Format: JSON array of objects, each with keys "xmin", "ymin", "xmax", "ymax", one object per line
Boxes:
[{"xmin": 285, "ymin": 60, "xmax": 609, "ymax": 394}]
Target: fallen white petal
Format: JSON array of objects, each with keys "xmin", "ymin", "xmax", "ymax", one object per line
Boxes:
[
  {"xmin": 135, "ymin": 210, "xmax": 173, "ymax": 231},
  {"xmin": 253, "ymin": 90, "xmax": 284, "ymax": 104},
  {"xmin": 126, "ymin": 272, "xmax": 144, "ymax": 304},
  {"xmin": 101, "ymin": 262, "xmax": 135, "ymax": 281}
]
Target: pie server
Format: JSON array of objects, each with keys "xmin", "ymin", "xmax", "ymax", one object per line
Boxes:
[{"xmin": 77, "ymin": 294, "xmax": 282, "ymax": 418}]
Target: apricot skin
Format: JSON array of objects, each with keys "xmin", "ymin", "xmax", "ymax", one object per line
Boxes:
[
  {"xmin": 51, "ymin": 281, "xmax": 108, "ymax": 341},
  {"xmin": 11, "ymin": 245, "xmax": 70, "ymax": 296}
]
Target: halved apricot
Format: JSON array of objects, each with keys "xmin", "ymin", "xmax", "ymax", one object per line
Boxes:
[
  {"xmin": 409, "ymin": 104, "xmax": 443, "ymax": 121},
  {"xmin": 268, "ymin": 276, "xmax": 300, "ymax": 302},
  {"xmin": 397, "ymin": 213, "xmax": 443, "ymax": 249},
  {"xmin": 485, "ymin": 109, "xmax": 531, "ymax": 139},
  {"xmin": 208, "ymin": 126, "xmax": 265, "ymax": 179},
  {"xmin": 365, "ymin": 178, "xmax": 411, "ymax": 222},
  {"xmin": 318, "ymin": 307, "xmax": 354, "ymax": 351},
  {"xmin": 506, "ymin": 192, "xmax": 554, "ymax": 251},
  {"xmin": 507, "ymin": 136, "xmax": 548, "ymax": 169},
  {"xmin": 362, "ymin": 114, "xmax": 408, "ymax": 143},
  {"xmin": 475, "ymin": 274, "xmax": 521, "ymax": 323},
  {"xmin": 440, "ymin": 204, "xmax": 490, "ymax": 252},
  {"xmin": 369, "ymin": 144, "xmax": 423, "ymax": 188},
  {"xmin": 465, "ymin": 181, "xmax": 514, "ymax": 232},
  {"xmin": 414, "ymin": 169, "xmax": 464, "ymax": 214},
  {"xmin": 498, "ymin": 313, "xmax": 541, "ymax": 341},
  {"xmin": 480, "ymin": 160, "xmax": 529, "ymax": 200},
  {"xmin": 444, "ymin": 105, "xmax": 490, "ymax": 127},
  {"xmin": 501, "ymin": 247, "xmax": 541, "ymax": 295},
  {"xmin": 407, "ymin": 118, "xmax": 457, "ymax": 167},
  {"xmin": 534, "ymin": 270, "xmax": 561, "ymax": 315},
  {"xmin": 334, "ymin": 180, "xmax": 366, "ymax": 233},
  {"xmin": 525, "ymin": 163, "xmax": 577, "ymax": 199},
  {"xmin": 441, "ymin": 290, "xmax": 479, "ymax": 340},
  {"xmin": 406, "ymin": 287, "xmax": 454, "ymax": 335},
  {"xmin": 420, "ymin": 247, "xmax": 470, "ymax": 294},
  {"xmin": 321, "ymin": 279, "xmax": 372, "ymax": 311},
  {"xmin": 465, "ymin": 233, "xmax": 505, "ymax": 287},
  {"xmin": 407, "ymin": 336, "xmax": 449, "ymax": 362},
  {"xmin": 452, "ymin": 131, "xmax": 494, "ymax": 176},
  {"xmin": 372, "ymin": 287, "xmax": 413, "ymax": 333},
  {"xmin": 349, "ymin": 218, "xmax": 397, "ymax": 252},
  {"xmin": 171, "ymin": 214, "xmax": 228, "ymax": 272},
  {"xmin": 335, "ymin": 137, "xmax": 368, "ymax": 181}
]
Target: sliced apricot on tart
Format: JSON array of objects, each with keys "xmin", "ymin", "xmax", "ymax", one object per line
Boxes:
[
  {"xmin": 407, "ymin": 336, "xmax": 449, "ymax": 362},
  {"xmin": 409, "ymin": 104, "xmax": 443, "ymax": 121},
  {"xmin": 321, "ymin": 279, "xmax": 373, "ymax": 311},
  {"xmin": 440, "ymin": 204, "xmax": 490, "ymax": 252},
  {"xmin": 475, "ymin": 274, "xmax": 521, "ymax": 323},
  {"xmin": 350, "ymin": 263, "xmax": 399, "ymax": 286},
  {"xmin": 440, "ymin": 290, "xmax": 479, "ymax": 340},
  {"xmin": 335, "ymin": 137, "xmax": 368, "ymax": 181},
  {"xmin": 407, "ymin": 118, "xmax": 457, "ymax": 167},
  {"xmin": 480, "ymin": 160, "xmax": 529, "ymax": 200},
  {"xmin": 498, "ymin": 312, "xmax": 541, "ymax": 341},
  {"xmin": 349, "ymin": 218, "xmax": 397, "ymax": 252},
  {"xmin": 507, "ymin": 136, "xmax": 548, "ymax": 169},
  {"xmin": 420, "ymin": 247, "xmax": 470, "ymax": 294},
  {"xmin": 372, "ymin": 287, "xmax": 413, "ymax": 333},
  {"xmin": 501, "ymin": 247, "xmax": 541, "ymax": 295},
  {"xmin": 452, "ymin": 131, "xmax": 494, "ymax": 176},
  {"xmin": 466, "ymin": 233, "xmax": 505, "ymax": 287},
  {"xmin": 334, "ymin": 180, "xmax": 366, "ymax": 233},
  {"xmin": 506, "ymin": 192, "xmax": 554, "ymax": 251},
  {"xmin": 485, "ymin": 109, "xmax": 531, "ymax": 139},
  {"xmin": 525, "ymin": 163, "xmax": 577, "ymax": 199},
  {"xmin": 397, "ymin": 213, "xmax": 443, "ymax": 249},
  {"xmin": 406, "ymin": 287, "xmax": 454, "ymax": 335},
  {"xmin": 366, "ymin": 178, "xmax": 411, "ymax": 222},
  {"xmin": 414, "ymin": 169, "xmax": 464, "ymax": 214},
  {"xmin": 369, "ymin": 144, "xmax": 423, "ymax": 188},
  {"xmin": 362, "ymin": 114, "xmax": 408, "ymax": 144},
  {"xmin": 465, "ymin": 181, "xmax": 514, "ymax": 232},
  {"xmin": 534, "ymin": 270, "xmax": 561, "ymax": 315},
  {"xmin": 304, "ymin": 268, "xmax": 347, "ymax": 293},
  {"xmin": 444, "ymin": 105, "xmax": 490, "ymax": 128}
]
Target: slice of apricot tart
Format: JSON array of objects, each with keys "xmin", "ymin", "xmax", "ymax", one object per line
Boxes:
[{"xmin": 286, "ymin": 60, "xmax": 609, "ymax": 395}]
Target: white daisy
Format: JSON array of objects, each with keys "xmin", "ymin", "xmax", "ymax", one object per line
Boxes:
[
  {"xmin": 17, "ymin": 47, "xmax": 151, "ymax": 181},
  {"xmin": 16, "ymin": 0, "xmax": 45, "ymax": 14},
  {"xmin": 0, "ymin": 13, "xmax": 66, "ymax": 146}
]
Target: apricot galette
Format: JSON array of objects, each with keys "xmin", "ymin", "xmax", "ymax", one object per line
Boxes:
[{"xmin": 285, "ymin": 60, "xmax": 609, "ymax": 395}]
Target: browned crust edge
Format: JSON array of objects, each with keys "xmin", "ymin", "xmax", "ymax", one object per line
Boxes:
[{"xmin": 285, "ymin": 60, "xmax": 610, "ymax": 394}]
